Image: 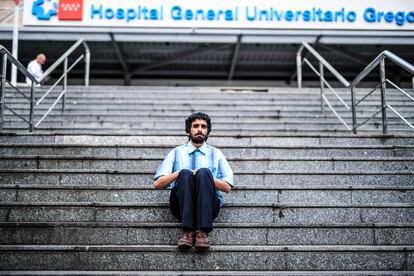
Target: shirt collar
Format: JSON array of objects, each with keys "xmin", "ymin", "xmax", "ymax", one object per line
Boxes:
[{"xmin": 187, "ymin": 141, "xmax": 208, "ymax": 155}]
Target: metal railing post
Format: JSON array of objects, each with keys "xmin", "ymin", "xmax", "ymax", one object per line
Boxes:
[
  {"xmin": 351, "ymin": 87, "xmax": 357, "ymax": 134},
  {"xmin": 319, "ymin": 62, "xmax": 325, "ymax": 115},
  {"xmin": 62, "ymin": 58, "xmax": 68, "ymax": 112},
  {"xmin": 0, "ymin": 54, "xmax": 7, "ymax": 131},
  {"xmin": 29, "ymin": 82, "xmax": 35, "ymax": 132},
  {"xmin": 380, "ymin": 59, "xmax": 388, "ymax": 135},
  {"xmin": 296, "ymin": 51, "xmax": 302, "ymax": 89},
  {"xmin": 83, "ymin": 42, "xmax": 90, "ymax": 87}
]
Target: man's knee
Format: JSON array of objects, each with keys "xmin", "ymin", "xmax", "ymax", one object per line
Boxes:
[
  {"xmin": 195, "ymin": 168, "xmax": 214, "ymax": 188},
  {"xmin": 195, "ymin": 168, "xmax": 213, "ymax": 179},
  {"xmin": 176, "ymin": 169, "xmax": 194, "ymax": 189},
  {"xmin": 178, "ymin": 169, "xmax": 193, "ymax": 178}
]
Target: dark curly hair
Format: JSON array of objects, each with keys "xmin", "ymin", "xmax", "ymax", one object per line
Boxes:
[{"xmin": 185, "ymin": 112, "xmax": 212, "ymax": 140}]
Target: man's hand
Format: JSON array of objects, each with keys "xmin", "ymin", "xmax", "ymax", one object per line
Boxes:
[
  {"xmin": 214, "ymin": 178, "xmax": 232, "ymax": 193},
  {"xmin": 42, "ymin": 76, "xmax": 51, "ymax": 84},
  {"xmin": 153, "ymin": 170, "xmax": 181, "ymax": 189}
]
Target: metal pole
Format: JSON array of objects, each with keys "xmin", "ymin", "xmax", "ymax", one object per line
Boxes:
[
  {"xmin": 296, "ymin": 52, "xmax": 302, "ymax": 89},
  {"xmin": 351, "ymin": 87, "xmax": 357, "ymax": 134},
  {"xmin": 319, "ymin": 62, "xmax": 325, "ymax": 115},
  {"xmin": 83, "ymin": 42, "xmax": 90, "ymax": 87},
  {"xmin": 11, "ymin": 4, "xmax": 19, "ymax": 86},
  {"xmin": 380, "ymin": 58, "xmax": 388, "ymax": 135},
  {"xmin": 29, "ymin": 82, "xmax": 35, "ymax": 132},
  {"xmin": 0, "ymin": 54, "xmax": 7, "ymax": 131},
  {"xmin": 62, "ymin": 58, "xmax": 67, "ymax": 112}
]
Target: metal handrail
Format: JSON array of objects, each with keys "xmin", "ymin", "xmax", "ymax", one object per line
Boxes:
[
  {"xmin": 297, "ymin": 42, "xmax": 414, "ymax": 134},
  {"xmin": 298, "ymin": 42, "xmax": 350, "ymax": 87},
  {"xmin": 350, "ymin": 50, "xmax": 414, "ymax": 134},
  {"xmin": 0, "ymin": 39, "xmax": 90, "ymax": 132},
  {"xmin": 0, "ymin": 46, "xmax": 37, "ymax": 132},
  {"xmin": 0, "ymin": 46, "xmax": 37, "ymax": 82},
  {"xmin": 36, "ymin": 39, "xmax": 89, "ymax": 103},
  {"xmin": 0, "ymin": 10, "xmax": 15, "ymax": 23},
  {"xmin": 350, "ymin": 51, "xmax": 414, "ymax": 87},
  {"xmin": 40, "ymin": 39, "xmax": 87, "ymax": 83},
  {"xmin": 0, "ymin": 4, "xmax": 23, "ymax": 23},
  {"xmin": 297, "ymin": 42, "xmax": 351, "ymax": 131},
  {"xmin": 35, "ymin": 54, "xmax": 85, "ymax": 127}
]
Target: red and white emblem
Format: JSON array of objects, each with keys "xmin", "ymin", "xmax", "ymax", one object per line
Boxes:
[{"xmin": 58, "ymin": 0, "xmax": 83, "ymax": 21}]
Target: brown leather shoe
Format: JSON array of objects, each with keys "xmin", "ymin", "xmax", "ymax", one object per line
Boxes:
[
  {"xmin": 195, "ymin": 230, "xmax": 210, "ymax": 250},
  {"xmin": 177, "ymin": 230, "xmax": 193, "ymax": 249}
]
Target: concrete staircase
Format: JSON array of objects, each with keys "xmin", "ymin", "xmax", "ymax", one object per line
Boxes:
[{"xmin": 0, "ymin": 86, "xmax": 413, "ymax": 275}]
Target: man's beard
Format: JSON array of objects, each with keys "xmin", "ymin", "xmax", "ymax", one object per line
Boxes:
[{"xmin": 190, "ymin": 133, "xmax": 206, "ymax": 144}]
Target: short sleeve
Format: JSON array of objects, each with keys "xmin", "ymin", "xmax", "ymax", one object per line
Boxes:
[
  {"xmin": 216, "ymin": 150, "xmax": 234, "ymax": 187},
  {"xmin": 154, "ymin": 148, "xmax": 176, "ymax": 181}
]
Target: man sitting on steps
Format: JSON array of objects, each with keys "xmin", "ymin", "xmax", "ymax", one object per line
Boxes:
[{"xmin": 153, "ymin": 112, "xmax": 234, "ymax": 250}]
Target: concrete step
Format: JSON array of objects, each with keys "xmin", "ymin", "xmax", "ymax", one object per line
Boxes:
[
  {"xmin": 2, "ymin": 119, "xmax": 411, "ymax": 128},
  {"xmin": 1, "ymin": 89, "xmax": 407, "ymax": 99},
  {"xmin": 4, "ymin": 104, "xmax": 413, "ymax": 112},
  {"xmin": 3, "ymin": 120, "xmax": 401, "ymax": 128},
  {"xmin": 4, "ymin": 113, "xmax": 413, "ymax": 121},
  {"xmin": 0, "ymin": 245, "xmax": 412, "ymax": 271},
  {"xmin": 3, "ymin": 123, "xmax": 412, "ymax": 134},
  {"xmin": 5, "ymin": 88, "xmax": 410, "ymax": 95},
  {"xmin": 7, "ymin": 85, "xmax": 412, "ymax": 96},
  {"xmin": 1, "ymin": 222, "xmax": 413, "ymax": 246},
  {"xmin": 5, "ymin": 86, "xmax": 411, "ymax": 95},
  {"xmin": 0, "ymin": 144, "xmax": 414, "ymax": 158},
  {"xmin": 0, "ymin": 271, "xmax": 413, "ymax": 276},
  {"xmin": 1, "ymin": 155, "xmax": 413, "ymax": 171},
  {"xmin": 1, "ymin": 134, "xmax": 413, "ymax": 146},
  {"xmin": 3, "ymin": 109, "xmax": 411, "ymax": 117},
  {"xmin": 1, "ymin": 118, "xmax": 410, "ymax": 131},
  {"xmin": 1, "ymin": 185, "xmax": 413, "ymax": 204},
  {"xmin": 4, "ymin": 101, "xmax": 409, "ymax": 113},
  {"xmin": 1, "ymin": 144, "xmax": 413, "ymax": 157},
  {"xmin": 4, "ymin": 102, "xmax": 404, "ymax": 111},
  {"xmin": 0, "ymin": 169, "xmax": 413, "ymax": 186},
  {"xmin": 1, "ymin": 202, "xmax": 413, "ymax": 224},
  {"xmin": 5, "ymin": 97, "xmax": 412, "ymax": 105},
  {"xmin": 2, "ymin": 114, "xmax": 411, "ymax": 132},
  {"xmin": 3, "ymin": 121, "xmax": 409, "ymax": 130},
  {"xmin": 4, "ymin": 127, "xmax": 414, "ymax": 135},
  {"xmin": 59, "ymin": 123, "xmax": 410, "ymax": 133},
  {"xmin": 3, "ymin": 114, "xmax": 413, "ymax": 124}
]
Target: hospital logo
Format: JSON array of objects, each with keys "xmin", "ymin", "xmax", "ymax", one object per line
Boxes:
[{"xmin": 32, "ymin": 0, "xmax": 83, "ymax": 21}]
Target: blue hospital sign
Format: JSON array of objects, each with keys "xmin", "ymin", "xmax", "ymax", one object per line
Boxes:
[
  {"xmin": 32, "ymin": 0, "xmax": 58, "ymax": 20},
  {"xmin": 23, "ymin": 0, "xmax": 414, "ymax": 30}
]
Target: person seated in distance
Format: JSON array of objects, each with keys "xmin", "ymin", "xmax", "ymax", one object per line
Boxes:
[{"xmin": 153, "ymin": 112, "xmax": 234, "ymax": 250}]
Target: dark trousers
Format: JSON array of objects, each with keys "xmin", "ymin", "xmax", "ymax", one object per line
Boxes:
[{"xmin": 170, "ymin": 168, "xmax": 220, "ymax": 233}]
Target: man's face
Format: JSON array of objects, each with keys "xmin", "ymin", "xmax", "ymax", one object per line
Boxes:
[
  {"xmin": 37, "ymin": 55, "xmax": 46, "ymax": 65},
  {"xmin": 189, "ymin": 118, "xmax": 208, "ymax": 144}
]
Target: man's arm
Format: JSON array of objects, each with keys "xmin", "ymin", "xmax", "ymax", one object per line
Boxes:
[
  {"xmin": 153, "ymin": 170, "xmax": 180, "ymax": 189},
  {"xmin": 214, "ymin": 178, "xmax": 231, "ymax": 193},
  {"xmin": 153, "ymin": 148, "xmax": 177, "ymax": 189},
  {"xmin": 215, "ymin": 149, "xmax": 234, "ymax": 194}
]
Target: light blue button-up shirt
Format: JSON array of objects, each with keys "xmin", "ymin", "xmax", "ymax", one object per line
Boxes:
[{"xmin": 154, "ymin": 142, "xmax": 234, "ymax": 205}]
